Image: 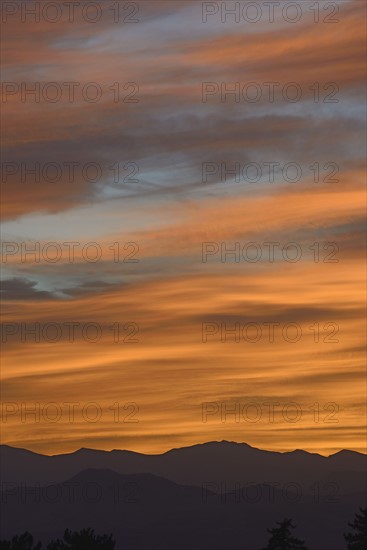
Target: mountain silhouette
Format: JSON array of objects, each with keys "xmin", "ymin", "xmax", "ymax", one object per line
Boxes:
[
  {"xmin": 1, "ymin": 463, "xmax": 365, "ymax": 550},
  {"xmin": 1, "ymin": 441, "xmax": 365, "ymax": 495}
]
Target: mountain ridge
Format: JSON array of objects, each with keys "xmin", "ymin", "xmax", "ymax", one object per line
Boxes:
[
  {"xmin": 1, "ymin": 440, "xmax": 365, "ymax": 495},
  {"xmin": 1, "ymin": 465, "xmax": 365, "ymax": 550},
  {"xmin": 2, "ymin": 440, "xmax": 365, "ymax": 458}
]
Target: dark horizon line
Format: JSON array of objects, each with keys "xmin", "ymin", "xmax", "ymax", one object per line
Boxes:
[{"xmin": 2, "ymin": 439, "xmax": 366, "ymax": 458}]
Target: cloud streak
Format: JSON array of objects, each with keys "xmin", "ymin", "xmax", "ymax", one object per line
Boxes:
[{"xmin": 1, "ymin": 0, "xmax": 365, "ymax": 456}]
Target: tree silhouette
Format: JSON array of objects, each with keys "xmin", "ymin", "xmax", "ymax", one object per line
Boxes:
[
  {"xmin": 46, "ymin": 528, "xmax": 115, "ymax": 550},
  {"xmin": 344, "ymin": 507, "xmax": 367, "ymax": 550},
  {"xmin": 0, "ymin": 532, "xmax": 42, "ymax": 550},
  {"xmin": 262, "ymin": 518, "xmax": 308, "ymax": 550}
]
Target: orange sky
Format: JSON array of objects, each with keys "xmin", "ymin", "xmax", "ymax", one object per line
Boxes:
[{"xmin": 1, "ymin": 0, "xmax": 366, "ymax": 456}]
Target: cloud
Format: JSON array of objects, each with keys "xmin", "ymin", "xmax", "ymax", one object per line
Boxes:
[
  {"xmin": 1, "ymin": 278, "xmax": 56, "ymax": 300},
  {"xmin": 1, "ymin": 0, "xmax": 365, "ymax": 220},
  {"xmin": 0, "ymin": 0, "xmax": 365, "ymax": 456}
]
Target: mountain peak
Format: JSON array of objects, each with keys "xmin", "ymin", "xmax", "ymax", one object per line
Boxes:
[
  {"xmin": 72, "ymin": 447, "xmax": 110, "ymax": 455},
  {"xmin": 329, "ymin": 449, "xmax": 366, "ymax": 458}
]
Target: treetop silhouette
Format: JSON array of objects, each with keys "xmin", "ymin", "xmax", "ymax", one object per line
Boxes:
[
  {"xmin": 262, "ymin": 518, "xmax": 308, "ymax": 550},
  {"xmin": 0, "ymin": 529, "xmax": 116, "ymax": 550},
  {"xmin": 344, "ymin": 507, "xmax": 367, "ymax": 550},
  {"xmin": 0, "ymin": 532, "xmax": 41, "ymax": 550},
  {"xmin": 46, "ymin": 528, "xmax": 116, "ymax": 550}
]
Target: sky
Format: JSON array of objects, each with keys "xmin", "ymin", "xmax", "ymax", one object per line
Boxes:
[{"xmin": 1, "ymin": 0, "xmax": 366, "ymax": 456}]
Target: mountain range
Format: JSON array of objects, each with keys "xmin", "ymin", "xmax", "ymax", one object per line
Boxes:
[{"xmin": 1, "ymin": 441, "xmax": 366, "ymax": 549}]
